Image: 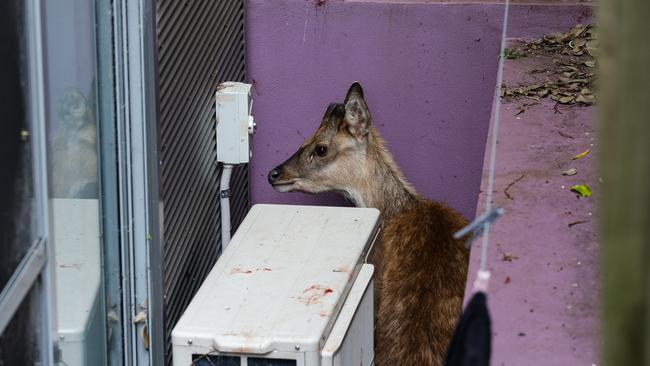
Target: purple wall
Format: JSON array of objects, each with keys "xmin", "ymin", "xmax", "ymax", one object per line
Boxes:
[
  {"xmin": 245, "ymin": 0, "xmax": 504, "ymax": 218},
  {"xmin": 245, "ymin": 1, "xmax": 594, "ymax": 218}
]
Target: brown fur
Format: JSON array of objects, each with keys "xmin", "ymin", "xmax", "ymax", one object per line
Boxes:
[
  {"xmin": 376, "ymin": 201, "xmax": 468, "ymax": 365},
  {"xmin": 268, "ymin": 82, "xmax": 469, "ymax": 365}
]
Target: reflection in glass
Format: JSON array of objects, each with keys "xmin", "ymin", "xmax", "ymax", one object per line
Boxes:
[
  {"xmin": 51, "ymin": 87, "xmax": 98, "ymax": 199},
  {"xmin": 44, "ymin": 1, "xmax": 106, "ymax": 365},
  {"xmin": 0, "ymin": 1, "xmax": 40, "ymax": 362},
  {"xmin": 0, "ymin": 0, "xmax": 33, "ymax": 292}
]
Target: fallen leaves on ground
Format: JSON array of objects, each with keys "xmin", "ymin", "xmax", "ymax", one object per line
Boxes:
[{"xmin": 501, "ymin": 24, "xmax": 597, "ymax": 106}]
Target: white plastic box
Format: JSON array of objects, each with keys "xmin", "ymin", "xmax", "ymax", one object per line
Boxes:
[
  {"xmin": 215, "ymin": 82, "xmax": 255, "ymax": 164},
  {"xmin": 172, "ymin": 204, "xmax": 381, "ymax": 366}
]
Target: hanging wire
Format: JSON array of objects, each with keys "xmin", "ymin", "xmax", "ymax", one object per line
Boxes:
[{"xmin": 453, "ymin": 0, "xmax": 511, "ymax": 287}]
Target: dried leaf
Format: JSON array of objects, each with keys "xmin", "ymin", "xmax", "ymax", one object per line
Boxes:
[
  {"xmin": 570, "ymin": 184, "xmax": 592, "ymax": 197},
  {"xmin": 559, "ymin": 96, "xmax": 575, "ymax": 104},
  {"xmin": 562, "ymin": 168, "xmax": 578, "ymax": 176},
  {"xmin": 572, "ymin": 149, "xmax": 591, "ymax": 160},
  {"xmin": 568, "ymin": 84, "xmax": 581, "ymax": 91},
  {"xmin": 502, "ymin": 252, "xmax": 519, "ymax": 261},
  {"xmin": 586, "ymin": 40, "xmax": 600, "ymax": 57},
  {"xmin": 571, "ymin": 24, "xmax": 587, "ymax": 38},
  {"xmin": 573, "ymin": 38, "xmax": 587, "ymax": 48},
  {"xmin": 576, "ymin": 94, "xmax": 595, "ymax": 104},
  {"xmin": 584, "ymin": 60, "xmax": 596, "ymax": 68}
]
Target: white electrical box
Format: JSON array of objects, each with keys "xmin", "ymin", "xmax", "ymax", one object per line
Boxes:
[
  {"xmin": 216, "ymin": 82, "xmax": 255, "ymax": 164},
  {"xmin": 172, "ymin": 204, "xmax": 380, "ymax": 366}
]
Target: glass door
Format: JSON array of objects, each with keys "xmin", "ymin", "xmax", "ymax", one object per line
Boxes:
[
  {"xmin": 0, "ymin": 0, "xmax": 161, "ymax": 364},
  {"xmin": 0, "ymin": 1, "xmax": 46, "ymax": 364},
  {"xmin": 42, "ymin": 0, "xmax": 117, "ymax": 365}
]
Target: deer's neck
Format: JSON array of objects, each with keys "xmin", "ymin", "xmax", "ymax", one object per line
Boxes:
[{"xmin": 346, "ymin": 131, "xmax": 421, "ymax": 222}]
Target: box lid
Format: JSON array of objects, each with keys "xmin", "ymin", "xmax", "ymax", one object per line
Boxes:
[{"xmin": 172, "ymin": 204, "xmax": 380, "ymax": 354}]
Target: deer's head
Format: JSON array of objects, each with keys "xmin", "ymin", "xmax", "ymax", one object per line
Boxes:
[{"xmin": 268, "ymin": 82, "xmax": 374, "ymax": 200}]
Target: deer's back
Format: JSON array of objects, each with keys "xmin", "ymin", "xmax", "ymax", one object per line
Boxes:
[{"xmin": 375, "ymin": 200, "xmax": 469, "ymax": 366}]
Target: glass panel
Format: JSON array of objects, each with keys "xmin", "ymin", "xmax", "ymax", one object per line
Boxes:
[
  {"xmin": 43, "ymin": 1, "xmax": 110, "ymax": 364},
  {"xmin": 0, "ymin": 0, "xmax": 34, "ymax": 292},
  {"xmin": 0, "ymin": 283, "xmax": 42, "ymax": 364},
  {"xmin": 0, "ymin": 2, "xmax": 41, "ymax": 361}
]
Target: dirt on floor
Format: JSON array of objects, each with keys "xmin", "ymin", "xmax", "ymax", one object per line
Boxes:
[{"xmin": 467, "ymin": 23, "xmax": 600, "ymax": 366}]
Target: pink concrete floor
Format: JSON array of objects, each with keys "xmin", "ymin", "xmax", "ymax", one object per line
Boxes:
[{"xmin": 465, "ymin": 41, "xmax": 600, "ymax": 365}]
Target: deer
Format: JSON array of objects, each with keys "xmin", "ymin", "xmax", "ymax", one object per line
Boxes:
[{"xmin": 267, "ymin": 82, "xmax": 470, "ymax": 366}]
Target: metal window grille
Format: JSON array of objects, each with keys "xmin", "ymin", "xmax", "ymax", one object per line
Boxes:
[{"xmin": 157, "ymin": 1, "xmax": 249, "ymax": 364}]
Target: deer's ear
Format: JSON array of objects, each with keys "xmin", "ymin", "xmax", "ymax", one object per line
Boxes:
[
  {"xmin": 345, "ymin": 82, "xmax": 365, "ymax": 102},
  {"xmin": 343, "ymin": 82, "xmax": 371, "ymax": 138}
]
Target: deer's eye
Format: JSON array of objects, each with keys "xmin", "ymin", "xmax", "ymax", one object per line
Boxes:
[{"xmin": 315, "ymin": 145, "xmax": 328, "ymax": 157}]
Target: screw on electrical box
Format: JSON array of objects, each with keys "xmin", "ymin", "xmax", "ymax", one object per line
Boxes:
[
  {"xmin": 187, "ymin": 339, "xmax": 193, "ymax": 345},
  {"xmin": 294, "ymin": 345, "xmax": 300, "ymax": 350}
]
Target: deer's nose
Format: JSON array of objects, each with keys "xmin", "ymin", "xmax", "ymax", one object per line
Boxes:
[{"xmin": 268, "ymin": 168, "xmax": 281, "ymax": 184}]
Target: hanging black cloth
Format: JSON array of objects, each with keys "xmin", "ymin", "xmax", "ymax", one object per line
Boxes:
[{"xmin": 443, "ymin": 291, "xmax": 492, "ymax": 366}]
